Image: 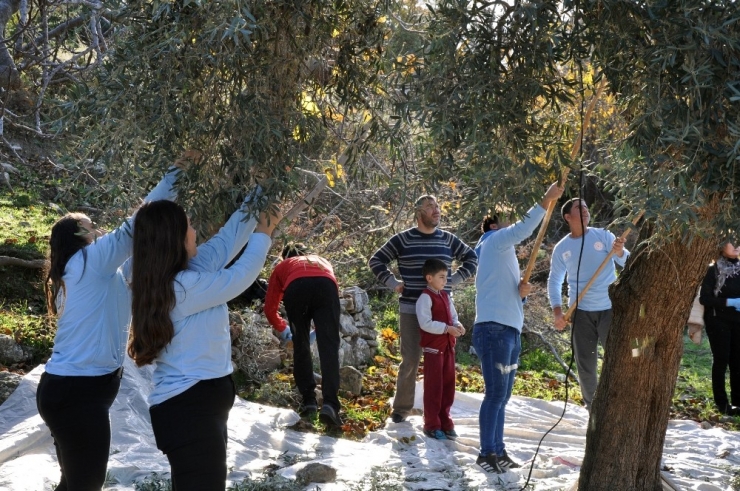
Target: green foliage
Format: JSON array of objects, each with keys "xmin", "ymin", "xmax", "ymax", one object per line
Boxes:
[
  {"xmin": 0, "ymin": 304, "xmax": 54, "ymax": 361},
  {"xmin": 371, "ymin": 294, "xmax": 400, "ymax": 333},
  {"xmin": 397, "ymin": 0, "xmax": 579, "ymax": 222},
  {"xmin": 63, "ymin": 0, "xmax": 391, "ymax": 232},
  {"xmin": 519, "ymin": 341, "xmax": 568, "ymax": 373},
  {"xmin": 588, "ymin": 1, "xmax": 740, "ymax": 239}
]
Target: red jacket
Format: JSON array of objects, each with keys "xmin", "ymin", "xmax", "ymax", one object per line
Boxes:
[
  {"xmin": 264, "ymin": 255, "xmax": 338, "ymax": 331},
  {"xmin": 418, "ymin": 288, "xmax": 457, "ymax": 351}
]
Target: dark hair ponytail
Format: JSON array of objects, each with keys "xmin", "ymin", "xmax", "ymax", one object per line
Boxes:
[
  {"xmin": 46, "ymin": 213, "xmax": 89, "ymax": 315},
  {"xmin": 128, "ymin": 200, "xmax": 190, "ymax": 366}
]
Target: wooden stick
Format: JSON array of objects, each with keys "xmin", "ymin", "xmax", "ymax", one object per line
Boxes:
[
  {"xmin": 521, "ymin": 76, "xmax": 608, "ymax": 283},
  {"xmin": 563, "ymin": 211, "xmax": 644, "ymax": 322}
]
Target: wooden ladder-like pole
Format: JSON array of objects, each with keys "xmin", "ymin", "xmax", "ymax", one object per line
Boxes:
[{"xmin": 521, "ymin": 76, "xmax": 608, "ymax": 283}]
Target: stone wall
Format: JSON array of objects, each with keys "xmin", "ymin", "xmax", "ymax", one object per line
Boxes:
[{"xmin": 230, "ymin": 286, "xmax": 377, "ymax": 382}]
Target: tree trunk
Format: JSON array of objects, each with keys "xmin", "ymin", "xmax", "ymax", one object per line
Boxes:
[{"xmin": 578, "ymin": 232, "xmax": 716, "ymax": 490}]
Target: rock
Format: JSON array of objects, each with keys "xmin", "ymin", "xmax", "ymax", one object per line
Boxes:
[
  {"xmin": 365, "ymin": 339, "xmax": 379, "ymax": 348},
  {"xmin": 0, "ymin": 371, "xmax": 22, "ymax": 405},
  {"xmin": 296, "ymin": 462, "xmax": 337, "ymax": 484},
  {"xmin": 340, "ymin": 297, "xmax": 354, "ymax": 314},
  {"xmin": 360, "ymin": 305, "xmax": 375, "ymax": 328},
  {"xmin": 0, "ymin": 334, "xmax": 27, "ymax": 364},
  {"xmin": 339, "ymin": 366, "xmax": 363, "ymax": 395},
  {"xmin": 342, "ymin": 286, "xmax": 369, "ymax": 314},
  {"xmin": 342, "ymin": 338, "xmax": 373, "ymax": 367},
  {"xmin": 700, "ymin": 421, "xmax": 713, "ymax": 429},
  {"xmin": 339, "ymin": 313, "xmax": 358, "ymax": 337},
  {"xmin": 358, "ymin": 327, "xmax": 377, "ymax": 340}
]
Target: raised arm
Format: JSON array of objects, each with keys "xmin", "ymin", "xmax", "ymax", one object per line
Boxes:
[
  {"xmin": 85, "ymin": 167, "xmax": 181, "ymax": 276},
  {"xmin": 177, "ymin": 209, "xmax": 280, "ymax": 315},
  {"xmin": 189, "ymin": 188, "xmax": 263, "ymax": 273}
]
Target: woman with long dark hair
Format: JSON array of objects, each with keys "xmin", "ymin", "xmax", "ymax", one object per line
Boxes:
[
  {"xmin": 128, "ymin": 192, "xmax": 279, "ymax": 490},
  {"xmin": 700, "ymin": 239, "xmax": 740, "ymax": 416},
  {"xmin": 36, "ymin": 167, "xmax": 181, "ymax": 490}
]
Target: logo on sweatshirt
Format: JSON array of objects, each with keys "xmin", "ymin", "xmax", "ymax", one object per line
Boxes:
[
  {"xmin": 562, "ymin": 250, "xmax": 571, "ymax": 261},
  {"xmin": 594, "ymin": 241, "xmax": 605, "ymax": 251}
]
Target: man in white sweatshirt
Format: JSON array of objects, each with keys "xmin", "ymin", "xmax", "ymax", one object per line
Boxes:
[
  {"xmin": 473, "ymin": 182, "xmax": 563, "ymax": 474},
  {"xmin": 548, "ymin": 198, "xmax": 629, "ymax": 411}
]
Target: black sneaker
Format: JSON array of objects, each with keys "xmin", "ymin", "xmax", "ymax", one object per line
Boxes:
[
  {"xmin": 719, "ymin": 403, "xmax": 740, "ymax": 416},
  {"xmin": 390, "ymin": 412, "xmax": 406, "ymax": 423},
  {"xmin": 319, "ymin": 404, "xmax": 343, "ymax": 427},
  {"xmin": 298, "ymin": 401, "xmax": 318, "ymax": 417},
  {"xmin": 476, "ymin": 453, "xmax": 504, "ymax": 474},
  {"xmin": 498, "ymin": 449, "xmax": 520, "ymax": 469}
]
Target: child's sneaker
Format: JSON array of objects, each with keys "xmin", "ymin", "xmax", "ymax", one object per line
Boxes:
[
  {"xmin": 498, "ymin": 449, "xmax": 521, "ymax": 469},
  {"xmin": 443, "ymin": 429, "xmax": 458, "ymax": 440},
  {"xmin": 476, "ymin": 453, "xmax": 504, "ymax": 474},
  {"xmin": 423, "ymin": 429, "xmax": 447, "ymax": 440}
]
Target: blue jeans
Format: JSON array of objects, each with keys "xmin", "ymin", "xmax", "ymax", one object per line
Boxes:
[{"xmin": 472, "ymin": 321, "xmax": 520, "ymax": 457}]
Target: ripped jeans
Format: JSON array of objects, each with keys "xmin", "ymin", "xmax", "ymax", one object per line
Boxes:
[{"xmin": 472, "ymin": 321, "xmax": 520, "ymax": 457}]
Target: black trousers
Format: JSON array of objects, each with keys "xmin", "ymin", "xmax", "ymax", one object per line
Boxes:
[
  {"xmin": 149, "ymin": 375, "xmax": 235, "ymax": 491},
  {"xmin": 36, "ymin": 367, "xmax": 123, "ymax": 491},
  {"xmin": 283, "ymin": 276, "xmax": 341, "ymax": 411},
  {"xmin": 706, "ymin": 317, "xmax": 740, "ymax": 408}
]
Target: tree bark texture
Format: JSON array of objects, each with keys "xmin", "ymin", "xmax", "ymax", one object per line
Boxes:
[{"xmin": 578, "ymin": 232, "xmax": 716, "ymax": 490}]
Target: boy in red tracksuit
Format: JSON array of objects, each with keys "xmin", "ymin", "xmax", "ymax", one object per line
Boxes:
[{"xmin": 415, "ymin": 258, "xmax": 466, "ymax": 440}]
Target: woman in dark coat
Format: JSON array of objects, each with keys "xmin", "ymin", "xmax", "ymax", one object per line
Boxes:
[{"xmin": 700, "ymin": 239, "xmax": 740, "ymax": 416}]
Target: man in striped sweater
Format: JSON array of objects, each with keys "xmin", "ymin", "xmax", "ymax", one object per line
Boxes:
[{"xmin": 369, "ymin": 195, "xmax": 477, "ymax": 423}]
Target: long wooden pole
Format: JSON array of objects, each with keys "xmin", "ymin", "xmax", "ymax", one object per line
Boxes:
[
  {"xmin": 563, "ymin": 211, "xmax": 644, "ymax": 322},
  {"xmin": 521, "ymin": 76, "xmax": 608, "ymax": 283}
]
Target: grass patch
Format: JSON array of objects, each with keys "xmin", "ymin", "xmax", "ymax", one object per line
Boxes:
[
  {"xmin": 672, "ymin": 329, "xmax": 740, "ymax": 429},
  {"xmin": 0, "ymin": 302, "xmax": 54, "ymax": 362},
  {"xmin": 0, "ymin": 190, "xmax": 58, "ymax": 365}
]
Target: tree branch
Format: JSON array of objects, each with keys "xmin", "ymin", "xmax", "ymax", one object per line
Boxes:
[{"xmin": 0, "ymin": 256, "xmax": 48, "ymax": 269}]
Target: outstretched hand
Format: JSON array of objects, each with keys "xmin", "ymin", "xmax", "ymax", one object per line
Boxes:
[
  {"xmin": 541, "ymin": 182, "xmax": 565, "ymax": 208},
  {"xmin": 255, "ymin": 205, "xmax": 283, "ymax": 236},
  {"xmin": 173, "ymin": 149, "xmax": 203, "ymax": 170}
]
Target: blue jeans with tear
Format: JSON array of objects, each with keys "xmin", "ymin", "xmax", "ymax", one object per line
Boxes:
[{"xmin": 472, "ymin": 321, "xmax": 520, "ymax": 457}]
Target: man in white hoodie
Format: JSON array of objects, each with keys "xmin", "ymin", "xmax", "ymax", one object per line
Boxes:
[{"xmin": 473, "ymin": 182, "xmax": 563, "ymax": 474}]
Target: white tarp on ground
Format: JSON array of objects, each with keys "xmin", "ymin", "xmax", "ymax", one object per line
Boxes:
[{"xmin": 1, "ymin": 358, "xmax": 739, "ymax": 490}]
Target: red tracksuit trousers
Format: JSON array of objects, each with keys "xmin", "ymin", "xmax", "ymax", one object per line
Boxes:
[{"xmin": 423, "ymin": 344, "xmax": 456, "ymax": 431}]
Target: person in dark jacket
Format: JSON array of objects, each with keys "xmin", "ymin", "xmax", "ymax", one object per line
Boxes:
[
  {"xmin": 699, "ymin": 239, "xmax": 740, "ymax": 416},
  {"xmin": 415, "ymin": 258, "xmax": 465, "ymax": 439}
]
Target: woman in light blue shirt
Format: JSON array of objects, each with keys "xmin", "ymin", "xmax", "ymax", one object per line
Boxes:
[
  {"xmin": 36, "ymin": 168, "xmax": 180, "ymax": 491},
  {"xmin": 127, "ymin": 193, "xmax": 279, "ymax": 490}
]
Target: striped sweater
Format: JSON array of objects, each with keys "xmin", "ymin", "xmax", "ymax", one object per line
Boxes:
[{"xmin": 368, "ymin": 227, "xmax": 477, "ymax": 314}]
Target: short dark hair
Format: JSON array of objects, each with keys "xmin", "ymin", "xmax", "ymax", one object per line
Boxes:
[
  {"xmin": 414, "ymin": 195, "xmax": 437, "ymax": 218},
  {"xmin": 281, "ymin": 242, "xmax": 308, "ymax": 259},
  {"xmin": 561, "ymin": 198, "xmax": 586, "ymax": 219},
  {"xmin": 481, "ymin": 215, "xmax": 498, "ymax": 232},
  {"xmin": 422, "ymin": 258, "xmax": 448, "ymax": 278}
]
